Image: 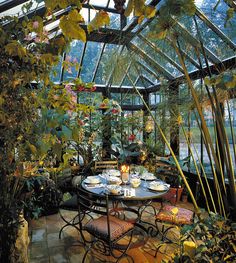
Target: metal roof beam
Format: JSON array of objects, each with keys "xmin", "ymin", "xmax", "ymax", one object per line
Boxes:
[
  {"xmin": 76, "ymin": 42, "xmax": 87, "ymax": 78},
  {"xmin": 0, "ymin": 0, "xmax": 28, "ymax": 13},
  {"xmin": 146, "ymin": 56, "xmax": 236, "ymax": 93}
]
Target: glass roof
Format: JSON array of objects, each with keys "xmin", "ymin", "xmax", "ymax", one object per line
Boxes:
[{"xmin": 0, "ymin": 0, "xmax": 235, "ymax": 90}]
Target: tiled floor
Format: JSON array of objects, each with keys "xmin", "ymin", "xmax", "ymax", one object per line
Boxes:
[{"xmin": 28, "ymin": 201, "xmax": 194, "ymax": 263}]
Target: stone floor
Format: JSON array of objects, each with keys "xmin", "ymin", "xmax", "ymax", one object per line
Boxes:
[{"xmin": 28, "ymin": 201, "xmax": 194, "ymax": 263}]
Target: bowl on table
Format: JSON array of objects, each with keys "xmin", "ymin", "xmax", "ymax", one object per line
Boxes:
[
  {"xmin": 130, "ymin": 178, "xmax": 141, "ymax": 188},
  {"xmin": 107, "ymin": 176, "xmax": 122, "ymax": 185}
]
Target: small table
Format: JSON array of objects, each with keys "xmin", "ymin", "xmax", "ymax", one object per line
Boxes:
[{"xmin": 82, "ymin": 177, "xmax": 168, "ymax": 201}]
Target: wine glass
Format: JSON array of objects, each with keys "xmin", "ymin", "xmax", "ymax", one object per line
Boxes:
[{"xmin": 121, "ymin": 172, "xmax": 129, "ymax": 186}]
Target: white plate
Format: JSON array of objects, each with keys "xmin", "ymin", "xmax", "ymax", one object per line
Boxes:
[
  {"xmin": 148, "ymin": 185, "xmax": 169, "ymax": 192},
  {"xmin": 84, "ymin": 176, "xmax": 101, "ymax": 184},
  {"xmin": 141, "ymin": 173, "xmax": 156, "ymax": 181}
]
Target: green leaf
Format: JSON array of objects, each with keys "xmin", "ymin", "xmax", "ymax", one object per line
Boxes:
[
  {"xmin": 52, "ymin": 143, "xmax": 62, "ymax": 159},
  {"xmin": 61, "ymin": 125, "xmax": 72, "ymax": 140}
]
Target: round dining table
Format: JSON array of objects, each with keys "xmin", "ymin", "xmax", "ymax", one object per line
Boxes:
[{"xmin": 81, "ymin": 176, "xmax": 169, "ymax": 201}]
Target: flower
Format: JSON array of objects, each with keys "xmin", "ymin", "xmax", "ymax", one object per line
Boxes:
[
  {"xmin": 177, "ymin": 115, "xmax": 183, "ymax": 125},
  {"xmin": 77, "ymin": 85, "xmax": 84, "ymax": 92},
  {"xmin": 91, "ymin": 86, "xmax": 96, "ymax": 92},
  {"xmin": 100, "ymin": 103, "xmax": 108, "ymax": 109},
  {"xmin": 33, "ymin": 21, "xmax": 39, "ymax": 29},
  {"xmin": 65, "ymin": 55, "xmax": 71, "ymax": 62},
  {"xmin": 78, "ymin": 119, "xmax": 84, "ymax": 126},
  {"xmin": 128, "ymin": 134, "xmax": 136, "ymax": 141},
  {"xmin": 111, "ymin": 108, "xmax": 119, "ymax": 114}
]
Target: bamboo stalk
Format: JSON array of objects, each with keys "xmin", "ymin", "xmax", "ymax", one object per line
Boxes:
[{"xmin": 126, "ymin": 73, "xmax": 200, "ymax": 214}]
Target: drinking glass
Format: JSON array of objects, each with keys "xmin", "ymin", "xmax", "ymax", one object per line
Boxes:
[{"xmin": 121, "ymin": 172, "xmax": 129, "ymax": 186}]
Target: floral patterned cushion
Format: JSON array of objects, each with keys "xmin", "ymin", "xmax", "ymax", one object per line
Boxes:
[
  {"xmin": 84, "ymin": 215, "xmax": 134, "ymax": 241},
  {"xmin": 156, "ymin": 205, "xmax": 194, "ymax": 225}
]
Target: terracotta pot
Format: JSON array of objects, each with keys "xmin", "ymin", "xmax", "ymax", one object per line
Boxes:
[
  {"xmin": 163, "ymin": 187, "xmax": 184, "ymax": 205},
  {"xmin": 182, "ymin": 194, "xmax": 188, "ymax": 203}
]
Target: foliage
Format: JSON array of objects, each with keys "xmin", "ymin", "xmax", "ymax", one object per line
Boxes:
[
  {"xmin": 173, "ymin": 213, "xmax": 236, "ymax": 262},
  {"xmin": 124, "ymin": 0, "xmax": 156, "ymax": 23},
  {"xmin": 147, "ymin": 0, "xmax": 196, "ymax": 39},
  {"xmin": 0, "ymin": 1, "xmax": 110, "ymax": 261}
]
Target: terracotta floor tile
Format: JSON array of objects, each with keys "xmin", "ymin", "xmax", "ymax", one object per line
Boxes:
[
  {"xmin": 29, "ymin": 241, "xmax": 48, "ymax": 259},
  {"xmin": 30, "ymin": 257, "xmax": 50, "ymax": 263},
  {"xmin": 47, "ymin": 232, "xmax": 66, "ymax": 248},
  {"xmin": 29, "ymin": 217, "xmax": 46, "ymax": 229},
  {"xmin": 31, "ymin": 229, "xmax": 47, "ymax": 243},
  {"xmin": 48, "ymin": 246, "xmax": 69, "ymax": 263},
  {"xmin": 28, "ymin": 201, "xmax": 194, "ymax": 263}
]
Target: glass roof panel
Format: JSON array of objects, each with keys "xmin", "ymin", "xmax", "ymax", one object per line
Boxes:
[
  {"xmin": 196, "ymin": 0, "xmax": 236, "ymax": 44},
  {"xmin": 63, "ymin": 40, "xmax": 84, "ymax": 81},
  {"xmin": 0, "ymin": 0, "xmax": 44, "ymax": 17},
  {"xmin": 94, "ymin": 43, "xmax": 120, "ymax": 84},
  {"xmin": 134, "ymin": 36, "xmax": 182, "ymax": 77},
  {"xmin": 80, "ymin": 41, "xmax": 104, "ymax": 83},
  {"xmin": 138, "ymin": 20, "xmax": 199, "ymax": 73},
  {"xmin": 88, "ymin": 0, "xmax": 108, "ymax": 7},
  {"xmin": 133, "ymin": 54, "xmax": 162, "ymax": 84},
  {"xmin": 136, "ymin": 76, "xmax": 153, "ymax": 87},
  {"xmin": 179, "ymin": 15, "xmax": 235, "ymax": 60}
]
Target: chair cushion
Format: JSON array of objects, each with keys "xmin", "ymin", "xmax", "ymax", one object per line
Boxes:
[
  {"xmin": 84, "ymin": 215, "xmax": 134, "ymax": 241},
  {"xmin": 60, "ymin": 195, "xmax": 77, "ymax": 210},
  {"xmin": 156, "ymin": 205, "xmax": 194, "ymax": 225}
]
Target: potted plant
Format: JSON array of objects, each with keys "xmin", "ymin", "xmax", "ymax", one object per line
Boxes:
[{"xmin": 156, "ymin": 156, "xmax": 190, "ymax": 204}]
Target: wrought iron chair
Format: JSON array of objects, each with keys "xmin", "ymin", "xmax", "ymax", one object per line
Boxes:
[
  {"xmin": 58, "ymin": 174, "xmax": 89, "ymax": 239},
  {"xmin": 154, "ymin": 204, "xmax": 195, "ymax": 257},
  {"xmin": 77, "ymin": 186, "xmax": 147, "ymax": 263}
]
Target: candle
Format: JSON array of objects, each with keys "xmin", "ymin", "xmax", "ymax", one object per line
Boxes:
[{"xmin": 121, "ymin": 164, "xmax": 130, "ymax": 184}]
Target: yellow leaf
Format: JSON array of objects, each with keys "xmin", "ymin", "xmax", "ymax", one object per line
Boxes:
[
  {"xmin": 60, "ymin": 15, "xmax": 86, "ymax": 41},
  {"xmin": 138, "ymin": 15, "xmax": 145, "ymax": 24},
  {"xmin": 29, "ymin": 143, "xmax": 37, "ymax": 154},
  {"xmin": 154, "ymin": 29, "xmax": 167, "ymax": 39},
  {"xmin": 134, "ymin": 0, "xmax": 145, "ymax": 16},
  {"xmin": 5, "ymin": 41, "xmax": 26, "ymax": 58},
  {"xmin": 124, "ymin": 0, "xmax": 134, "ymax": 17},
  {"xmin": 87, "ymin": 10, "xmax": 110, "ymax": 34},
  {"xmin": 68, "ymin": 9, "xmax": 84, "ymax": 23},
  {"xmin": 171, "ymin": 207, "xmax": 179, "ymax": 215},
  {"xmin": 144, "ymin": 5, "xmax": 156, "ymax": 18}
]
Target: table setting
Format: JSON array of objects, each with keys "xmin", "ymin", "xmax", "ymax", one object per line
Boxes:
[{"xmin": 82, "ymin": 167, "xmax": 170, "ymax": 199}]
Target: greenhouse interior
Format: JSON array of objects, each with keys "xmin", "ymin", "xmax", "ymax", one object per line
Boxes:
[{"xmin": 0, "ymin": 0, "xmax": 236, "ymax": 262}]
